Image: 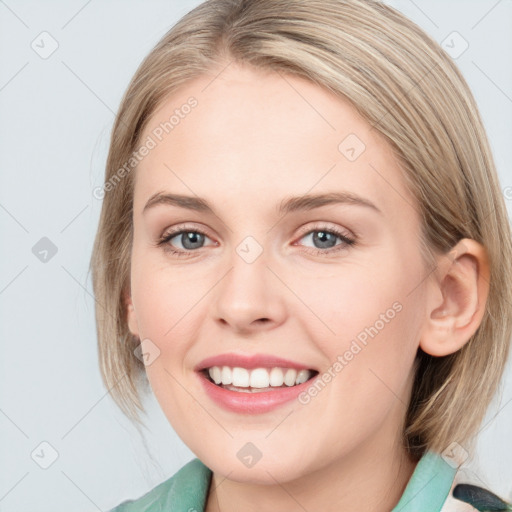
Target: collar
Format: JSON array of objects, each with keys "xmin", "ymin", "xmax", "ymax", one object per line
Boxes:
[
  {"xmin": 115, "ymin": 450, "xmax": 457, "ymax": 511},
  {"xmin": 392, "ymin": 451, "xmax": 457, "ymax": 511}
]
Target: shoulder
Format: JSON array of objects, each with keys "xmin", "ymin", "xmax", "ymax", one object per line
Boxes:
[
  {"xmin": 393, "ymin": 450, "xmax": 484, "ymax": 512},
  {"xmin": 107, "ymin": 458, "xmax": 212, "ymax": 512},
  {"xmin": 440, "ymin": 469, "xmax": 478, "ymax": 512},
  {"xmin": 441, "ymin": 463, "xmax": 509, "ymax": 512}
]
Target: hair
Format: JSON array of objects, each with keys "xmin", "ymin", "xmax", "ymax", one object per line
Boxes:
[{"xmin": 89, "ymin": 0, "xmax": 512, "ymax": 460}]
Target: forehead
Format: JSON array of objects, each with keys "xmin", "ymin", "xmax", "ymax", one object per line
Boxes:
[{"xmin": 134, "ymin": 64, "xmax": 415, "ymax": 219}]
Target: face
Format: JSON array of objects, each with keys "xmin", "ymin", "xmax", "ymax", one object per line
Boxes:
[{"xmin": 126, "ymin": 63, "xmax": 429, "ymax": 483}]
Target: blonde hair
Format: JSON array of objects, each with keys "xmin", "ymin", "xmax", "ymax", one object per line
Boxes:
[{"xmin": 90, "ymin": 0, "xmax": 512, "ymax": 459}]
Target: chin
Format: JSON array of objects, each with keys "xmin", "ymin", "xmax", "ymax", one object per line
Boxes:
[{"xmin": 197, "ymin": 446, "xmax": 316, "ymax": 485}]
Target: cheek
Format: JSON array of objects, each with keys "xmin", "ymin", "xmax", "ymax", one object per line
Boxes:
[
  {"xmin": 296, "ymin": 254, "xmax": 423, "ymax": 390},
  {"xmin": 129, "ymin": 254, "xmax": 218, "ymax": 407},
  {"xmin": 131, "ymin": 280, "xmax": 179, "ymax": 344},
  {"xmin": 130, "ymin": 251, "xmax": 207, "ymax": 342},
  {"xmin": 130, "ymin": 263, "xmax": 207, "ymax": 427},
  {"xmin": 295, "ymin": 295, "xmax": 421, "ymax": 457},
  {"xmin": 292, "ymin": 259, "xmax": 416, "ymax": 344}
]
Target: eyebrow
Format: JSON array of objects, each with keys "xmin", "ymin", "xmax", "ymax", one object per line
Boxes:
[{"xmin": 142, "ymin": 191, "xmax": 382, "ymax": 216}]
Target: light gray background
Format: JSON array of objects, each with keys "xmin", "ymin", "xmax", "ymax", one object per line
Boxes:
[{"xmin": 0, "ymin": 1, "xmax": 511, "ymax": 510}]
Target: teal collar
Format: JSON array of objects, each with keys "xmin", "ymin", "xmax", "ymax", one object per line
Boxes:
[
  {"xmin": 110, "ymin": 450, "xmax": 456, "ymax": 511},
  {"xmin": 392, "ymin": 451, "xmax": 457, "ymax": 511},
  {"xmin": 175, "ymin": 451, "xmax": 456, "ymax": 512}
]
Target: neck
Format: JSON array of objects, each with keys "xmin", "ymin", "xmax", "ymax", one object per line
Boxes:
[{"xmin": 205, "ymin": 434, "xmax": 418, "ymax": 512}]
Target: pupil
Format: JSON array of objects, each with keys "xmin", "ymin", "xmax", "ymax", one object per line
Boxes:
[
  {"xmin": 314, "ymin": 231, "xmax": 336, "ymax": 249},
  {"xmin": 182, "ymin": 232, "xmax": 204, "ymax": 250}
]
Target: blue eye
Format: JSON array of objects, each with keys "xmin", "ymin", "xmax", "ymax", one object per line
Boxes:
[
  {"xmin": 157, "ymin": 227, "xmax": 213, "ymax": 257},
  {"xmin": 169, "ymin": 231, "xmax": 207, "ymax": 250},
  {"xmin": 298, "ymin": 228, "xmax": 355, "ymax": 253},
  {"xmin": 157, "ymin": 225, "xmax": 356, "ymax": 258}
]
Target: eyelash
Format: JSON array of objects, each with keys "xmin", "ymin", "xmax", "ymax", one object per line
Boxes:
[{"xmin": 156, "ymin": 224, "xmax": 357, "ymax": 258}]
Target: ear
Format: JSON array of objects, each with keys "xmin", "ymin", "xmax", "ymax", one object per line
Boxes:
[
  {"xmin": 124, "ymin": 287, "xmax": 140, "ymax": 339},
  {"xmin": 419, "ymin": 238, "xmax": 490, "ymax": 357}
]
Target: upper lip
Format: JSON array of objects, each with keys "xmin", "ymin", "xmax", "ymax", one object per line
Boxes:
[{"xmin": 195, "ymin": 353, "xmax": 315, "ymax": 372}]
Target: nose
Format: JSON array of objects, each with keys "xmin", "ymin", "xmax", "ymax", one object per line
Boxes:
[{"xmin": 212, "ymin": 244, "xmax": 287, "ymax": 334}]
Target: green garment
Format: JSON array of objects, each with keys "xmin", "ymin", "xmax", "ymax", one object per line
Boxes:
[{"xmin": 109, "ymin": 450, "xmax": 457, "ymax": 512}]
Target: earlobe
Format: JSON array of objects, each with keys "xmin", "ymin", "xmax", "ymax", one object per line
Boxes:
[
  {"xmin": 419, "ymin": 238, "xmax": 490, "ymax": 357},
  {"xmin": 125, "ymin": 291, "xmax": 140, "ymax": 339}
]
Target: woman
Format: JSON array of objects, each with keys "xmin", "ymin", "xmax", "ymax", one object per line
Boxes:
[{"xmin": 90, "ymin": 0, "xmax": 512, "ymax": 510}]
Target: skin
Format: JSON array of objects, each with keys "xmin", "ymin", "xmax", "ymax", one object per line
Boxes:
[{"xmin": 125, "ymin": 62, "xmax": 490, "ymax": 512}]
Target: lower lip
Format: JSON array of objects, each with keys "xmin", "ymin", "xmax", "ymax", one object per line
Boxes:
[{"xmin": 197, "ymin": 371, "xmax": 315, "ymax": 414}]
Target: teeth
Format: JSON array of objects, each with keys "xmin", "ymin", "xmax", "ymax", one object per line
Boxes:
[
  {"xmin": 284, "ymin": 368, "xmax": 297, "ymax": 386},
  {"xmin": 269, "ymin": 367, "xmax": 284, "ymax": 386},
  {"xmin": 250, "ymin": 368, "xmax": 270, "ymax": 388},
  {"xmin": 210, "ymin": 366, "xmax": 222, "ymax": 385},
  {"xmin": 207, "ymin": 366, "xmax": 314, "ymax": 390},
  {"xmin": 221, "ymin": 366, "xmax": 232, "ymax": 385},
  {"xmin": 295, "ymin": 369, "xmax": 310, "ymax": 385},
  {"xmin": 232, "ymin": 367, "xmax": 250, "ymax": 387}
]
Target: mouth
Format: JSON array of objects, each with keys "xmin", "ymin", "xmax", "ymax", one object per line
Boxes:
[
  {"xmin": 201, "ymin": 366, "xmax": 319, "ymax": 393},
  {"xmin": 194, "ymin": 353, "xmax": 320, "ymax": 413}
]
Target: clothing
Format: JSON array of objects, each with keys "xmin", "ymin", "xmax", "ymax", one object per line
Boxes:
[{"xmin": 108, "ymin": 450, "xmax": 476, "ymax": 511}]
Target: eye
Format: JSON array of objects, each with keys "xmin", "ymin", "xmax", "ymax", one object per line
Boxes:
[
  {"xmin": 295, "ymin": 225, "xmax": 356, "ymax": 255},
  {"xmin": 156, "ymin": 223, "xmax": 356, "ymax": 258},
  {"xmin": 156, "ymin": 225, "xmax": 215, "ymax": 257}
]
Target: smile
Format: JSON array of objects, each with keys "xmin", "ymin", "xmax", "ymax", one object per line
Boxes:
[
  {"xmin": 195, "ymin": 353, "xmax": 319, "ymax": 414},
  {"xmin": 205, "ymin": 366, "xmax": 317, "ymax": 392}
]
